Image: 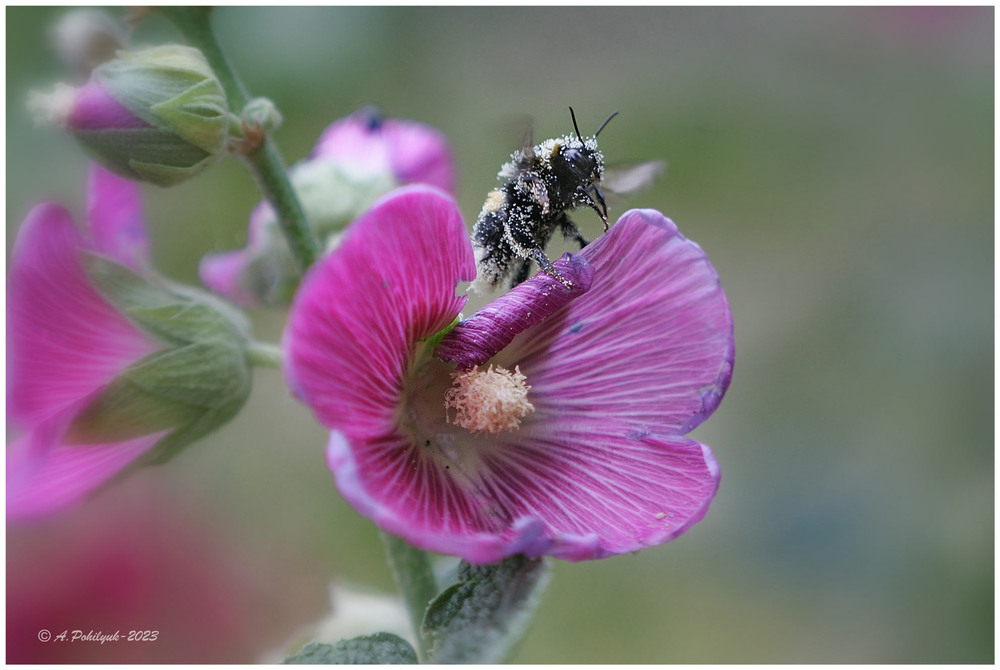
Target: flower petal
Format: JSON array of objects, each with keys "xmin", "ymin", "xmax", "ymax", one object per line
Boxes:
[
  {"xmin": 327, "ymin": 425, "xmax": 719, "ymax": 563},
  {"xmin": 435, "ymin": 253, "xmax": 594, "ymax": 369},
  {"xmin": 66, "ymin": 78, "xmax": 149, "ymax": 130},
  {"xmin": 381, "ymin": 119, "xmax": 456, "ymax": 193},
  {"xmin": 496, "ymin": 208, "xmax": 735, "ymax": 436},
  {"xmin": 7, "ymin": 203, "xmax": 159, "ymax": 427},
  {"xmin": 86, "ymin": 164, "xmax": 150, "ymax": 270},
  {"xmin": 283, "ymin": 185, "xmax": 476, "ymax": 432},
  {"xmin": 312, "ymin": 111, "xmax": 456, "ymax": 193},
  {"xmin": 6, "ymin": 410, "xmax": 163, "ymax": 521}
]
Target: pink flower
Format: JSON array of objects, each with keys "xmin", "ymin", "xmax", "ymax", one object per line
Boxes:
[
  {"xmin": 199, "ymin": 108, "xmax": 456, "ymax": 307},
  {"xmin": 283, "ymin": 185, "xmax": 734, "ymax": 563},
  {"xmin": 310, "ymin": 107, "xmax": 455, "ymax": 193},
  {"xmin": 7, "ymin": 166, "xmax": 252, "ymax": 520}
]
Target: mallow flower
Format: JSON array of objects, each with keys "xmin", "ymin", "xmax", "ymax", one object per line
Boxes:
[
  {"xmin": 7, "ymin": 166, "xmax": 253, "ymax": 520},
  {"xmin": 199, "ymin": 108, "xmax": 455, "ymax": 307},
  {"xmin": 283, "ymin": 185, "xmax": 734, "ymax": 563}
]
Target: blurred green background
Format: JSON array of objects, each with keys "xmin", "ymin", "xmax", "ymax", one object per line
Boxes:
[{"xmin": 6, "ymin": 6, "xmax": 993, "ymax": 663}]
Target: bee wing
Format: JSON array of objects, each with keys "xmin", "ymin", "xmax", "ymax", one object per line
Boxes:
[{"xmin": 601, "ymin": 160, "xmax": 666, "ymax": 195}]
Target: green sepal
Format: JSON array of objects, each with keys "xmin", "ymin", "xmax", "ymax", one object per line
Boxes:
[
  {"xmin": 72, "ymin": 253, "xmax": 253, "ymax": 462},
  {"xmin": 421, "ymin": 555, "xmax": 550, "ymax": 664},
  {"xmin": 282, "ymin": 634, "xmax": 418, "ymax": 665},
  {"xmin": 150, "ymin": 77, "xmax": 228, "ymax": 153},
  {"xmin": 65, "ymin": 338, "xmax": 251, "ymax": 460},
  {"xmin": 72, "ymin": 128, "xmax": 211, "ymax": 185},
  {"xmin": 81, "ymin": 251, "xmax": 250, "ymax": 346}
]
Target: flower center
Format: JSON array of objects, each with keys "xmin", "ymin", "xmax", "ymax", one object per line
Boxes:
[{"xmin": 444, "ymin": 365, "xmax": 534, "ymax": 435}]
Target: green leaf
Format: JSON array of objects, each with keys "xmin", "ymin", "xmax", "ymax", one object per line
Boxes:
[
  {"xmin": 422, "ymin": 554, "xmax": 550, "ymax": 664},
  {"xmin": 283, "ymin": 634, "xmax": 418, "ymax": 665}
]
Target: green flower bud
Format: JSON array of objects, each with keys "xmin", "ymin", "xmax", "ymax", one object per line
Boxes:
[
  {"xmin": 72, "ymin": 252, "xmax": 254, "ymax": 464},
  {"xmin": 30, "ymin": 44, "xmax": 229, "ymax": 187}
]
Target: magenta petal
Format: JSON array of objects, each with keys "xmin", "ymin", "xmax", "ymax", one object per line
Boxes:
[
  {"xmin": 86, "ymin": 164, "xmax": 150, "ymax": 270},
  {"xmin": 7, "ymin": 414, "xmax": 163, "ymax": 521},
  {"xmin": 326, "ymin": 430, "xmax": 553, "ymax": 564},
  {"xmin": 66, "ymin": 79, "xmax": 149, "ymax": 130},
  {"xmin": 312, "ymin": 112, "xmax": 456, "ymax": 192},
  {"xmin": 283, "ymin": 185, "xmax": 476, "ymax": 431},
  {"xmin": 198, "ymin": 249, "xmax": 257, "ymax": 308},
  {"xmin": 436, "ymin": 253, "xmax": 594, "ymax": 369},
  {"xmin": 382, "ymin": 119, "xmax": 456, "ymax": 193},
  {"xmin": 498, "ymin": 208, "xmax": 735, "ymax": 436},
  {"xmin": 327, "ymin": 424, "xmax": 718, "ymax": 563},
  {"xmin": 476, "ymin": 430, "xmax": 720, "ymax": 560},
  {"xmin": 7, "ymin": 203, "xmax": 160, "ymax": 427},
  {"xmin": 312, "ymin": 113, "xmax": 393, "ymax": 177}
]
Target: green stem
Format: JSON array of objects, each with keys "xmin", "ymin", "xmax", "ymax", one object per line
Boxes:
[
  {"xmin": 245, "ymin": 342, "xmax": 283, "ymax": 369},
  {"xmin": 158, "ymin": 7, "xmax": 321, "ymax": 271},
  {"xmin": 380, "ymin": 531, "xmax": 438, "ymax": 662}
]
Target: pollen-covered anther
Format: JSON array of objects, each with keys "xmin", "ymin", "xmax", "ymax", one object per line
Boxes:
[{"xmin": 444, "ymin": 365, "xmax": 534, "ymax": 435}]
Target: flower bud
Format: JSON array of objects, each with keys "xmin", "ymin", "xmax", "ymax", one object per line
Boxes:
[
  {"xmin": 30, "ymin": 44, "xmax": 229, "ymax": 187},
  {"xmin": 70, "ymin": 252, "xmax": 253, "ymax": 463}
]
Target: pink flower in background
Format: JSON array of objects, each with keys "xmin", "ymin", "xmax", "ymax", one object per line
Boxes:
[
  {"xmin": 199, "ymin": 108, "xmax": 456, "ymax": 307},
  {"xmin": 7, "ymin": 165, "xmax": 252, "ymax": 520},
  {"xmin": 283, "ymin": 185, "xmax": 734, "ymax": 563},
  {"xmin": 310, "ymin": 107, "xmax": 456, "ymax": 193},
  {"xmin": 7, "ymin": 167, "xmax": 164, "ymax": 519}
]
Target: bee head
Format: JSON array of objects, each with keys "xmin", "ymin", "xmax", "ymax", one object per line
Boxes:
[{"xmin": 556, "ymin": 142, "xmax": 601, "ymax": 182}]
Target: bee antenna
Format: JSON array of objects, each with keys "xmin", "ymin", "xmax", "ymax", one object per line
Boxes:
[
  {"xmin": 594, "ymin": 111, "xmax": 619, "ymax": 138},
  {"xmin": 568, "ymin": 106, "xmax": 584, "ymax": 142}
]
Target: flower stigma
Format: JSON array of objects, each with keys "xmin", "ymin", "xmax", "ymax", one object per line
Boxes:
[{"xmin": 444, "ymin": 365, "xmax": 534, "ymax": 435}]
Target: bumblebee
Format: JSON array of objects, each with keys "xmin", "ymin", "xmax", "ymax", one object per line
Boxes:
[{"xmin": 471, "ymin": 108, "xmax": 662, "ymax": 292}]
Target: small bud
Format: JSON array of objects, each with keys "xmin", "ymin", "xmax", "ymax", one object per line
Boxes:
[
  {"xmin": 49, "ymin": 9, "xmax": 128, "ymax": 77},
  {"xmin": 228, "ymin": 97, "xmax": 283, "ymax": 154},
  {"xmin": 30, "ymin": 44, "xmax": 229, "ymax": 187}
]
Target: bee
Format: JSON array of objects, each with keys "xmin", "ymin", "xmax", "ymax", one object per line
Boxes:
[{"xmin": 471, "ymin": 107, "xmax": 663, "ymax": 292}]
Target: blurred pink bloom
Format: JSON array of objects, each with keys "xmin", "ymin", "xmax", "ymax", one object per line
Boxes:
[
  {"xmin": 7, "ymin": 166, "xmax": 253, "ymax": 520},
  {"xmin": 7, "ymin": 167, "xmax": 163, "ymax": 520},
  {"xmin": 199, "ymin": 108, "xmax": 456, "ymax": 307},
  {"xmin": 283, "ymin": 185, "xmax": 734, "ymax": 563},
  {"xmin": 6, "ymin": 485, "xmax": 274, "ymax": 663},
  {"xmin": 311, "ymin": 107, "xmax": 456, "ymax": 192}
]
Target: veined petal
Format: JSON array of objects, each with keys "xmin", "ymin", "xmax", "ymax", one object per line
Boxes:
[
  {"xmin": 7, "ymin": 408, "xmax": 164, "ymax": 520},
  {"xmin": 327, "ymin": 425, "xmax": 718, "ymax": 563},
  {"xmin": 496, "ymin": 208, "xmax": 735, "ymax": 437},
  {"xmin": 283, "ymin": 185, "xmax": 476, "ymax": 433},
  {"xmin": 7, "ymin": 203, "xmax": 160, "ymax": 426},
  {"xmin": 436, "ymin": 253, "xmax": 594, "ymax": 369},
  {"xmin": 87, "ymin": 164, "xmax": 150, "ymax": 270}
]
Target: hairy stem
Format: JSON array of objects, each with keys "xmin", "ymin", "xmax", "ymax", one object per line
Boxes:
[{"xmin": 380, "ymin": 531, "xmax": 438, "ymax": 662}]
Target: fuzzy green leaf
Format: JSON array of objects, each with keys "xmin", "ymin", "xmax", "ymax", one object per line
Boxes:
[
  {"xmin": 283, "ymin": 634, "xmax": 418, "ymax": 665},
  {"xmin": 422, "ymin": 554, "xmax": 550, "ymax": 664}
]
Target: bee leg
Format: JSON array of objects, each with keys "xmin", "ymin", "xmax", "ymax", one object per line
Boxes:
[
  {"xmin": 531, "ymin": 247, "xmax": 574, "ymax": 289},
  {"xmin": 575, "ymin": 186, "xmax": 609, "ymax": 231},
  {"xmin": 512, "ymin": 257, "xmax": 534, "ymax": 286},
  {"xmin": 558, "ymin": 214, "xmax": 590, "ymax": 249}
]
